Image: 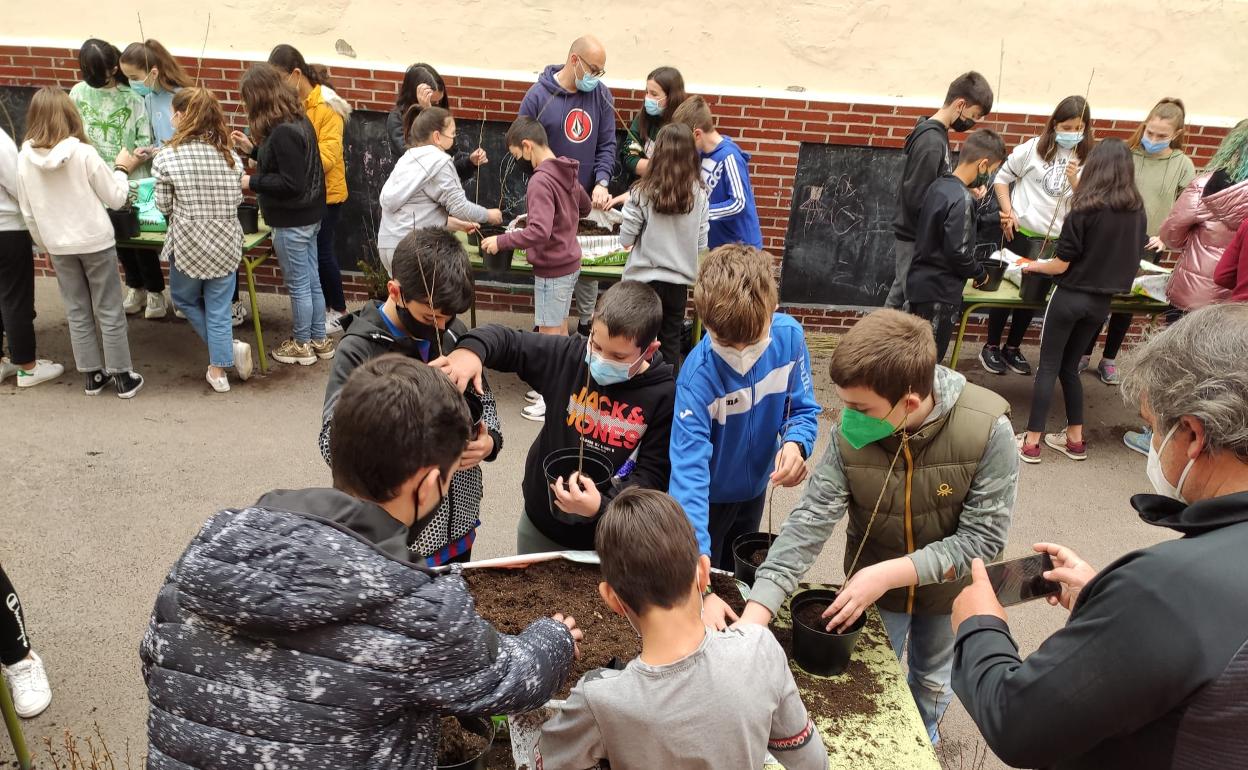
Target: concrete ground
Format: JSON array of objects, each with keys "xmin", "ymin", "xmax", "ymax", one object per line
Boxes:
[{"xmin": 1, "ymin": 277, "xmax": 1170, "ymax": 768}]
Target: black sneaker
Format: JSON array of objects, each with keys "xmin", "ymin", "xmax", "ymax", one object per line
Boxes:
[
  {"xmin": 979, "ymin": 345, "xmax": 1007, "ymax": 375},
  {"xmin": 1002, "ymin": 347, "xmax": 1033, "ymax": 376},
  {"xmin": 84, "ymin": 370, "xmax": 114, "ymax": 395},
  {"xmin": 115, "ymin": 371, "xmax": 144, "ymax": 399},
  {"xmin": 576, "ymin": 321, "xmax": 591, "ymax": 337}
]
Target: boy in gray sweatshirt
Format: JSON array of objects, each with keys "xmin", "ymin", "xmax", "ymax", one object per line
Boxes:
[{"xmin": 538, "ymin": 489, "xmax": 827, "ymax": 770}]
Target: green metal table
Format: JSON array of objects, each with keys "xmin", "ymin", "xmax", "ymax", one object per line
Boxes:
[
  {"xmin": 118, "ymin": 225, "xmax": 274, "ymax": 374},
  {"xmin": 948, "ymin": 282, "xmax": 1170, "ymax": 371}
]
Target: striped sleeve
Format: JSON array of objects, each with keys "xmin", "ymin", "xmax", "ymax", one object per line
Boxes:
[{"xmin": 708, "ymin": 154, "xmax": 748, "ymax": 221}]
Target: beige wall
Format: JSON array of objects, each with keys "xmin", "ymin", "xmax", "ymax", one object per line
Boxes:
[{"xmin": 5, "ymin": 0, "xmax": 1244, "ymax": 122}]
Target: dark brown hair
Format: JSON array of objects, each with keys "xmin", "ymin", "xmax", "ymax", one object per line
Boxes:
[
  {"xmin": 406, "ymin": 105, "xmax": 451, "ymax": 147},
  {"xmin": 1128, "ymin": 97, "xmax": 1187, "ymax": 153},
  {"xmin": 1070, "ymin": 139, "xmax": 1144, "ymax": 213},
  {"xmin": 672, "ymin": 94, "xmax": 715, "ymax": 133},
  {"xmin": 24, "ymin": 87, "xmax": 89, "ymax": 149},
  {"xmin": 828, "ymin": 309, "xmax": 936, "ymax": 402},
  {"xmin": 396, "ymin": 63, "xmax": 449, "ymax": 113},
  {"xmin": 1037, "ymin": 95, "xmax": 1094, "ymax": 163},
  {"xmin": 595, "ymin": 488, "xmax": 700, "ymax": 613},
  {"xmin": 505, "ymin": 116, "xmax": 548, "ymax": 149},
  {"xmin": 267, "ymin": 43, "xmax": 332, "ymax": 89},
  {"xmin": 693, "ymin": 244, "xmax": 778, "ymax": 346},
  {"xmin": 120, "ymin": 39, "xmax": 192, "ymax": 91},
  {"xmin": 959, "ymin": 128, "xmax": 1007, "ymax": 166},
  {"xmin": 636, "ymin": 123, "xmax": 702, "ymax": 216},
  {"xmin": 392, "ymin": 227, "xmax": 475, "ymax": 315},
  {"xmin": 240, "ymin": 63, "xmax": 304, "ymax": 144},
  {"xmin": 594, "ymin": 280, "xmax": 663, "ymax": 349},
  {"xmin": 637, "ymin": 66, "xmax": 687, "ymax": 146},
  {"xmin": 78, "ymin": 38, "xmax": 123, "ymax": 89},
  {"xmin": 330, "ymin": 354, "xmax": 470, "ymax": 502},
  {"xmin": 168, "ymin": 88, "xmax": 236, "ymax": 168},
  {"xmin": 943, "ymin": 71, "xmax": 994, "ymax": 114}
]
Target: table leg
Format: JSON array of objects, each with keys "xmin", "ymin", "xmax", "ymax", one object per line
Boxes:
[
  {"xmin": 470, "ymin": 294, "xmax": 478, "ymax": 329},
  {"xmin": 949, "ymin": 303, "xmax": 985, "ymax": 373},
  {"xmin": 0, "ymin": 673, "xmax": 31, "ymax": 770},
  {"xmin": 243, "ymin": 257, "xmax": 267, "ymax": 375}
]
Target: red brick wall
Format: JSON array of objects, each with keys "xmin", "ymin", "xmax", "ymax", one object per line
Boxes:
[{"xmin": 1, "ymin": 45, "xmax": 1215, "ymax": 345}]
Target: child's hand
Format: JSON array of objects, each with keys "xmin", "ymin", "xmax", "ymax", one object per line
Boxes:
[
  {"xmin": 114, "ymin": 147, "xmax": 139, "ymax": 173},
  {"xmin": 592, "ymin": 184, "xmax": 612, "ymax": 210},
  {"xmin": 429, "ymin": 349, "xmax": 484, "ymax": 394},
  {"xmin": 823, "ymin": 562, "xmax": 896, "ymax": 632},
  {"xmin": 480, "ymin": 236, "xmax": 500, "ymax": 255},
  {"xmin": 447, "ymin": 216, "xmax": 479, "ymax": 234},
  {"xmin": 607, "ymin": 191, "xmax": 630, "ymax": 210},
  {"xmin": 731, "ymin": 601, "xmax": 774, "ymax": 629},
  {"xmin": 458, "ymin": 423, "xmax": 495, "ymax": 470},
  {"xmin": 999, "ymin": 209, "xmax": 1019, "ymax": 241},
  {"xmin": 550, "ymin": 472, "xmax": 601, "ymax": 517},
  {"xmin": 241, "ymin": 175, "xmax": 252, "ymax": 193},
  {"xmin": 470, "ymin": 148, "xmax": 488, "ymax": 166},
  {"xmin": 1065, "ymin": 158, "xmax": 1081, "ymax": 188},
  {"xmin": 770, "ymin": 442, "xmax": 808, "ymax": 487},
  {"xmin": 1146, "ymin": 235, "xmax": 1167, "ymax": 253},
  {"xmin": 971, "ymin": 185, "xmax": 988, "ymax": 201},
  {"xmin": 230, "ymin": 130, "xmax": 254, "ymax": 155},
  {"xmin": 552, "ymin": 613, "xmax": 583, "ymax": 659},
  {"xmin": 701, "ymin": 593, "xmax": 739, "ymax": 631},
  {"xmin": 486, "ymin": 208, "xmax": 503, "ymax": 225}
]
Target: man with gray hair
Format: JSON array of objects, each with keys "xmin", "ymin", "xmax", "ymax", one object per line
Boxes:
[{"xmin": 948, "ymin": 303, "xmax": 1248, "ymax": 769}]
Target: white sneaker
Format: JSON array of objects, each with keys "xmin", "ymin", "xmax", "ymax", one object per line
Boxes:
[
  {"xmin": 231, "ymin": 300, "xmax": 248, "ymax": 328},
  {"xmin": 16, "ymin": 359, "xmax": 64, "ymax": 388},
  {"xmin": 173, "ymin": 305, "xmax": 187, "ymax": 320},
  {"xmin": 123, "ymin": 287, "xmax": 146, "ymax": 315},
  {"xmin": 145, "ymin": 291, "xmax": 168, "ymax": 319},
  {"xmin": 521, "ymin": 398, "xmax": 546, "ymax": 422},
  {"xmin": 206, "ymin": 368, "xmax": 230, "ymax": 393},
  {"xmin": 0, "ymin": 357, "xmax": 18, "ymax": 383},
  {"xmin": 233, "ymin": 339, "xmax": 254, "ymax": 382},
  {"xmin": 525, "ymin": 390, "xmax": 542, "ymax": 404},
  {"xmin": 3, "ymin": 651, "xmax": 51, "ymax": 718},
  {"xmin": 325, "ymin": 309, "xmax": 345, "ymax": 336}
]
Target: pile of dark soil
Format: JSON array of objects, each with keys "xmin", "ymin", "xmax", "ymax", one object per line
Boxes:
[
  {"xmin": 794, "ymin": 601, "xmax": 829, "ymax": 631},
  {"xmin": 577, "ymin": 218, "xmax": 619, "ymax": 236},
  {"xmin": 438, "ymin": 717, "xmax": 489, "ymax": 766},
  {"xmin": 708, "ymin": 571, "xmax": 748, "ymax": 616},
  {"xmin": 747, "ymin": 547, "xmax": 770, "ymax": 567},
  {"xmin": 773, "ymin": 599, "xmax": 885, "ymax": 725}
]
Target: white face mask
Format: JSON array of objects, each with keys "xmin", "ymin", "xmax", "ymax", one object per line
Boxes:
[
  {"xmin": 1146, "ymin": 423, "xmax": 1197, "ymax": 503},
  {"xmin": 711, "ymin": 336, "xmax": 771, "ymax": 376}
]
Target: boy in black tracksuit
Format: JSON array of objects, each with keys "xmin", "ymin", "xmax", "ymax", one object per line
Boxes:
[
  {"xmin": 436, "ymin": 281, "xmax": 675, "ymax": 552},
  {"xmin": 320, "ymin": 228, "xmax": 502, "ymax": 566},
  {"xmin": 908, "ymin": 129, "xmax": 1008, "ymax": 362},
  {"xmin": 886, "ymin": 71, "xmax": 995, "ymax": 309}
]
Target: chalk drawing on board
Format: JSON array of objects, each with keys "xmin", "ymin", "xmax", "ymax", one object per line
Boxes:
[{"xmin": 798, "ymin": 175, "xmax": 864, "ymax": 236}]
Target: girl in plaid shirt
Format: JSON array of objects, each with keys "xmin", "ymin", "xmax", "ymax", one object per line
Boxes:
[{"xmin": 152, "ymin": 88, "xmax": 253, "ymax": 392}]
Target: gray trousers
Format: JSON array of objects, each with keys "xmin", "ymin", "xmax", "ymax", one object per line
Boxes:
[
  {"xmin": 574, "ymin": 277, "xmax": 598, "ymax": 325},
  {"xmin": 884, "ymin": 238, "xmax": 915, "ymax": 310},
  {"xmin": 516, "ymin": 512, "xmax": 566, "ymax": 555},
  {"xmin": 49, "ymin": 246, "xmax": 133, "ymax": 374}
]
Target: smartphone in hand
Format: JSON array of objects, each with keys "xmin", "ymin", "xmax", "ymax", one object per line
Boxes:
[{"xmin": 985, "ymin": 554, "xmax": 1061, "ymax": 606}]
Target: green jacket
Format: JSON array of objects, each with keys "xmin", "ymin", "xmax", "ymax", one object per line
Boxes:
[
  {"xmin": 752, "ymin": 366, "xmax": 1018, "ymax": 616},
  {"xmin": 69, "ymin": 81, "xmax": 152, "ymax": 179},
  {"xmin": 619, "ymin": 112, "xmax": 664, "ymax": 179}
]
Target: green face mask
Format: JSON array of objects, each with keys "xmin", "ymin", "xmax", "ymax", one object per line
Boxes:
[{"xmin": 839, "ymin": 400, "xmax": 905, "ymax": 450}]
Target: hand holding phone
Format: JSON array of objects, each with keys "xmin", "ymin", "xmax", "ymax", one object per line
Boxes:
[{"xmin": 985, "ymin": 554, "xmax": 1061, "ymax": 606}]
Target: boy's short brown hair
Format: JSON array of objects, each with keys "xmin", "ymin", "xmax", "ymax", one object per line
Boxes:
[
  {"xmin": 505, "ymin": 115, "xmax": 548, "ymax": 149},
  {"xmin": 693, "ymin": 244, "xmax": 778, "ymax": 346},
  {"xmin": 595, "ymin": 489, "xmax": 700, "ymax": 614},
  {"xmin": 828, "ymin": 309, "xmax": 937, "ymax": 403},
  {"xmin": 672, "ymin": 94, "xmax": 715, "ymax": 133},
  {"xmin": 594, "ymin": 280, "xmax": 662, "ymax": 349}
]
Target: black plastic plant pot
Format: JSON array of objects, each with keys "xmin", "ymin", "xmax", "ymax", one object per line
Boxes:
[
  {"xmin": 979, "ymin": 260, "xmax": 1007, "ymax": 292},
  {"xmin": 1018, "ymin": 271, "xmax": 1054, "ymax": 303},
  {"xmin": 463, "ymin": 388, "xmax": 485, "ymax": 428},
  {"xmin": 791, "ymin": 588, "xmax": 866, "ymax": 677},
  {"xmin": 469, "ymin": 225, "xmax": 514, "ymax": 272},
  {"xmin": 543, "ymin": 445, "xmax": 613, "ymax": 513},
  {"xmin": 436, "ymin": 716, "xmax": 497, "ymax": 770},
  {"xmin": 109, "ymin": 206, "xmax": 140, "ymax": 240},
  {"xmin": 732, "ymin": 531, "xmax": 777, "ymax": 587},
  {"xmin": 237, "ymin": 203, "xmax": 260, "ymax": 234}
]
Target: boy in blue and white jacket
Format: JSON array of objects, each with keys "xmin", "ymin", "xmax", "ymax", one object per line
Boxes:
[
  {"xmin": 670, "ymin": 245, "xmax": 820, "ymax": 623},
  {"xmin": 673, "ymin": 95, "xmax": 763, "ymax": 249}
]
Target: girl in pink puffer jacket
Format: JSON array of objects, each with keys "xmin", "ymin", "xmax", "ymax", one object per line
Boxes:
[{"xmin": 1160, "ymin": 119, "xmax": 1248, "ymax": 312}]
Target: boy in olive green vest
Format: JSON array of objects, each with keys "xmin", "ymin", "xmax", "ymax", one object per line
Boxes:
[{"xmin": 734, "ymin": 309, "xmax": 1018, "ymax": 744}]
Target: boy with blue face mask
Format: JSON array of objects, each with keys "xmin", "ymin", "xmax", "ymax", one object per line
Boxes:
[
  {"xmin": 435, "ymin": 281, "xmax": 676, "ymax": 554},
  {"xmin": 728, "ymin": 308, "xmax": 1018, "ymax": 745}
]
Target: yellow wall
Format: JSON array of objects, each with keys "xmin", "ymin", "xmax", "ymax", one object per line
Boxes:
[{"xmin": 4, "ymin": 0, "xmax": 1243, "ymax": 122}]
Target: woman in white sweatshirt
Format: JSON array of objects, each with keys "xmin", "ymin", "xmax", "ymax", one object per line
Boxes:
[
  {"xmin": 377, "ymin": 107, "xmax": 501, "ymax": 275},
  {"xmin": 16, "ymin": 87, "xmax": 146, "ymax": 398}
]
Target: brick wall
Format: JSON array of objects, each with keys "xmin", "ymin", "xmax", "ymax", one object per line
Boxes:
[{"xmin": 1, "ymin": 44, "xmax": 1216, "ymax": 346}]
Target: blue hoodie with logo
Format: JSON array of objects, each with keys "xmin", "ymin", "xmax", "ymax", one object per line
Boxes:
[
  {"xmin": 669, "ymin": 313, "xmax": 822, "ymax": 555},
  {"xmin": 702, "ymin": 136, "xmax": 763, "ymax": 248},
  {"xmin": 519, "ymin": 65, "xmax": 617, "ymax": 193}
]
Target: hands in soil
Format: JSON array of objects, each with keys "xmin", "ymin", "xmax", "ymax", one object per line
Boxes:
[
  {"xmin": 701, "ymin": 592, "xmax": 739, "ymax": 631},
  {"xmin": 1034, "ymin": 542, "xmax": 1097, "ymax": 611},
  {"xmin": 552, "ymin": 613, "xmax": 583, "ymax": 659},
  {"xmin": 824, "ymin": 563, "xmax": 895, "ymax": 632}
]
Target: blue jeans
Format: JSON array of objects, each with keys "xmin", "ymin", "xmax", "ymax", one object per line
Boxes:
[
  {"xmin": 170, "ymin": 264, "xmax": 236, "ymax": 368},
  {"xmin": 272, "ymin": 223, "xmax": 325, "ymax": 343},
  {"xmin": 533, "ymin": 270, "xmax": 579, "ymax": 328},
  {"xmin": 879, "ymin": 609, "xmax": 956, "ymax": 744}
]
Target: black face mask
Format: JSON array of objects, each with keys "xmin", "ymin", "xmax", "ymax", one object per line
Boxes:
[
  {"xmin": 513, "ymin": 154, "xmax": 534, "ymax": 177},
  {"xmin": 951, "ymin": 107, "xmax": 976, "ymax": 133},
  {"xmin": 407, "ymin": 470, "xmax": 447, "ymax": 541},
  {"xmin": 396, "ymin": 293, "xmax": 448, "ymax": 351}
]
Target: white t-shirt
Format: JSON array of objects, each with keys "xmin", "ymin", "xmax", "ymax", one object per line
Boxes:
[{"xmin": 996, "ymin": 136, "xmax": 1078, "ymax": 237}]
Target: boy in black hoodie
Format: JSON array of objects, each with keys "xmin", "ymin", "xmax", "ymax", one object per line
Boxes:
[
  {"xmin": 886, "ymin": 71, "xmax": 995, "ymax": 310},
  {"xmin": 320, "ymin": 227, "xmax": 502, "ymax": 566},
  {"xmin": 908, "ymin": 129, "xmax": 1008, "ymax": 361},
  {"xmin": 435, "ymin": 281, "xmax": 676, "ymax": 553}
]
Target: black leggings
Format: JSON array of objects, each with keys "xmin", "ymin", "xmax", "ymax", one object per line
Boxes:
[
  {"xmin": 707, "ymin": 492, "xmax": 767, "ymax": 571},
  {"xmin": 118, "ymin": 246, "xmax": 165, "ymax": 293},
  {"xmin": 1084, "ymin": 312, "xmax": 1133, "ymax": 359},
  {"xmin": 1026, "ymin": 288, "xmax": 1110, "ymax": 433},
  {"xmin": 648, "ymin": 280, "xmax": 688, "ymax": 374},
  {"xmin": 0, "ymin": 564, "xmax": 32, "ymax": 666},
  {"xmin": 910, "ymin": 301, "xmax": 961, "ymax": 364},
  {"xmin": 985, "ymin": 308, "xmax": 1036, "ymax": 348},
  {"xmin": 0, "ymin": 230, "xmax": 36, "ymax": 364}
]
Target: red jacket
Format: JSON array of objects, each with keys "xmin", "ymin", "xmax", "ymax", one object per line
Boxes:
[
  {"xmin": 497, "ymin": 156, "xmax": 591, "ymax": 278},
  {"xmin": 1213, "ymin": 218, "xmax": 1248, "ymax": 301},
  {"xmin": 1159, "ymin": 174, "xmax": 1248, "ymax": 311}
]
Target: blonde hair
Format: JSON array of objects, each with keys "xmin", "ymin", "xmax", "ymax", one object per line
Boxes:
[
  {"xmin": 24, "ymin": 87, "xmax": 89, "ymax": 149},
  {"xmin": 693, "ymin": 244, "xmax": 777, "ymax": 346},
  {"xmin": 169, "ymin": 88, "xmax": 236, "ymax": 168},
  {"xmin": 672, "ymin": 94, "xmax": 715, "ymax": 133},
  {"xmin": 828, "ymin": 310, "xmax": 937, "ymax": 402},
  {"xmin": 1128, "ymin": 97, "xmax": 1187, "ymax": 153}
]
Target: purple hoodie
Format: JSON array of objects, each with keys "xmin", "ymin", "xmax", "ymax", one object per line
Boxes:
[
  {"xmin": 497, "ymin": 156, "xmax": 592, "ymax": 278},
  {"xmin": 518, "ymin": 65, "xmax": 617, "ymax": 193}
]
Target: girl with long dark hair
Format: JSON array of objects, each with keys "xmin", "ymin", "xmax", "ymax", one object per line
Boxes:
[
  {"xmin": 386, "ymin": 63, "xmax": 487, "ymax": 181},
  {"xmin": 620, "ymin": 66, "xmax": 688, "ymax": 181}
]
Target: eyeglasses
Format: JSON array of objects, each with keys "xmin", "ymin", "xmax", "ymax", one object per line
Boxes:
[{"xmin": 577, "ymin": 57, "xmax": 606, "ymax": 78}]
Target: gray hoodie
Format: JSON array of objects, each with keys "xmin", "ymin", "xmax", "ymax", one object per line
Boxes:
[
  {"xmin": 751, "ymin": 366, "xmax": 1018, "ymax": 616},
  {"xmin": 620, "ymin": 185, "xmax": 710, "ymax": 286},
  {"xmin": 16, "ymin": 137, "xmax": 129, "ymax": 255},
  {"xmin": 377, "ymin": 144, "xmax": 488, "ymax": 249}
]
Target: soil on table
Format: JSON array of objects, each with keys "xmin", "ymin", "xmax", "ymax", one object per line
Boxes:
[
  {"xmin": 747, "ymin": 547, "xmax": 770, "ymax": 567},
  {"xmin": 708, "ymin": 571, "xmax": 748, "ymax": 616},
  {"xmin": 464, "ymin": 561, "xmax": 640, "ymax": 700},
  {"xmin": 438, "ymin": 717, "xmax": 489, "ymax": 766},
  {"xmin": 773, "ymin": 603, "xmax": 885, "ymax": 728},
  {"xmin": 577, "ymin": 218, "xmax": 619, "ymax": 236}
]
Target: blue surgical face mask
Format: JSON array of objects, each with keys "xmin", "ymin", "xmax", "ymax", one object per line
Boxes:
[
  {"xmin": 644, "ymin": 97, "xmax": 663, "ymax": 117},
  {"xmin": 1055, "ymin": 131, "xmax": 1084, "ymax": 149},
  {"xmin": 575, "ymin": 60, "xmax": 601, "ymax": 93},
  {"xmin": 585, "ymin": 342, "xmax": 642, "ymax": 386},
  {"xmin": 128, "ymin": 79, "xmax": 154, "ymax": 97},
  {"xmin": 1140, "ymin": 136, "xmax": 1171, "ymax": 154}
]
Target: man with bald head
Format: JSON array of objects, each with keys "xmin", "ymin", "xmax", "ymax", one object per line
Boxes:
[{"xmin": 518, "ymin": 37, "xmax": 618, "ymax": 386}]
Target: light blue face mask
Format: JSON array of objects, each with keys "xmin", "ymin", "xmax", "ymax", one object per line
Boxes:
[
  {"xmin": 129, "ymin": 79, "xmax": 154, "ymax": 97},
  {"xmin": 575, "ymin": 60, "xmax": 601, "ymax": 93},
  {"xmin": 585, "ymin": 343, "xmax": 640, "ymax": 386},
  {"xmin": 644, "ymin": 97, "xmax": 663, "ymax": 117},
  {"xmin": 1140, "ymin": 136, "xmax": 1171, "ymax": 154},
  {"xmin": 1055, "ymin": 131, "xmax": 1084, "ymax": 149}
]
